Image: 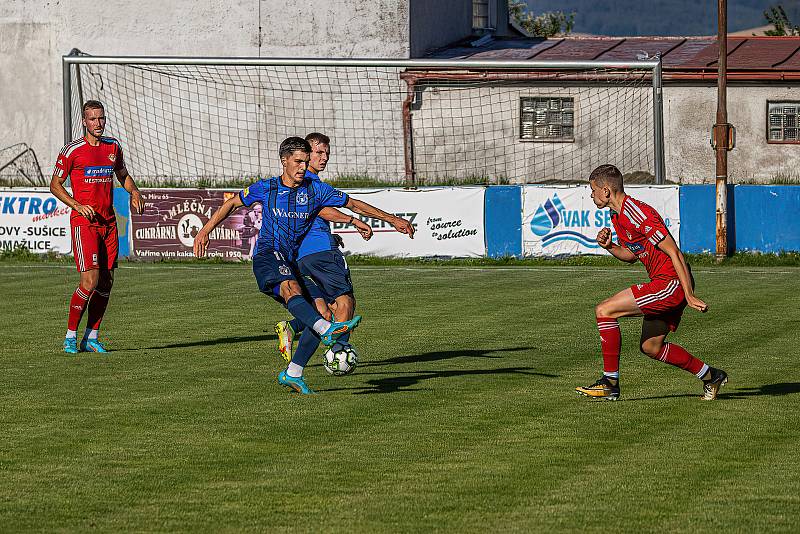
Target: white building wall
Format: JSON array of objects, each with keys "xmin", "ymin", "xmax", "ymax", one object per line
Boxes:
[
  {"xmin": 665, "ymin": 84, "xmax": 800, "ymax": 183},
  {"xmin": 411, "ymin": 83, "xmax": 654, "ymax": 183},
  {"xmin": 0, "ymin": 0, "xmax": 423, "ymax": 180}
]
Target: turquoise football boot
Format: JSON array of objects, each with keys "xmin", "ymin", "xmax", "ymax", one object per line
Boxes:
[
  {"xmin": 63, "ymin": 337, "xmax": 79, "ymax": 354},
  {"xmin": 320, "ymin": 315, "xmax": 362, "ymax": 346},
  {"xmin": 278, "ymin": 371, "xmax": 316, "ymax": 395},
  {"xmin": 80, "ymin": 338, "xmax": 109, "ymax": 353}
]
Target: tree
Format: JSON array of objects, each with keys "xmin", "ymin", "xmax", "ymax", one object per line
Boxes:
[
  {"xmin": 764, "ymin": 5, "xmax": 800, "ymax": 36},
  {"xmin": 509, "ymin": 0, "xmax": 575, "ymax": 38}
]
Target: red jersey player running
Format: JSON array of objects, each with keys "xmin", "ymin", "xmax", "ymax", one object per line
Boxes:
[
  {"xmin": 575, "ymin": 164, "xmax": 727, "ymax": 401},
  {"xmin": 49, "ymin": 100, "xmax": 145, "ymax": 354}
]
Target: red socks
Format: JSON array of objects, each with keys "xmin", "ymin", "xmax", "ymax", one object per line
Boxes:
[
  {"xmin": 654, "ymin": 342, "xmax": 706, "ymax": 376},
  {"xmin": 87, "ymin": 290, "xmax": 110, "ymax": 330},
  {"xmin": 597, "ymin": 317, "xmax": 621, "ymax": 376},
  {"xmin": 597, "ymin": 316, "xmax": 706, "ymax": 379},
  {"xmin": 67, "ymin": 286, "xmax": 92, "ymax": 331},
  {"xmin": 67, "ymin": 287, "xmax": 111, "ymax": 333}
]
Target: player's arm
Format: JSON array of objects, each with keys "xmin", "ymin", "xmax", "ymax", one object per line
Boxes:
[
  {"xmin": 49, "ymin": 167, "xmax": 96, "ymax": 221},
  {"xmin": 318, "ymin": 207, "xmax": 373, "ymax": 240},
  {"xmin": 596, "ymin": 227, "xmax": 637, "ymax": 263},
  {"xmin": 115, "ymin": 166, "xmax": 144, "ymax": 215},
  {"xmin": 657, "ymin": 235, "xmax": 708, "ymax": 313},
  {"xmin": 193, "ymin": 195, "xmax": 244, "ymax": 257},
  {"xmin": 344, "ymin": 197, "xmax": 414, "ymax": 239}
]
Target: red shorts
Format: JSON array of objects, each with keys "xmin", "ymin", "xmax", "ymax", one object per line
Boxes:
[
  {"xmin": 631, "ymin": 278, "xmax": 686, "ymax": 332},
  {"xmin": 71, "ymin": 223, "xmax": 118, "ymax": 272}
]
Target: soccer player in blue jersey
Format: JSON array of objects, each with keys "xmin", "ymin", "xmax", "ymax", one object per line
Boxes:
[
  {"xmin": 193, "ymin": 137, "xmax": 414, "ymax": 394},
  {"xmin": 275, "ymin": 132, "xmax": 376, "ymax": 362}
]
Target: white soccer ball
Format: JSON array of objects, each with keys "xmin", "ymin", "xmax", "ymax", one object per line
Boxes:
[{"xmin": 323, "ymin": 342, "xmax": 359, "ymax": 376}]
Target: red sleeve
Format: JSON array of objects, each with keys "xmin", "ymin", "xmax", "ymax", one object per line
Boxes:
[
  {"xmin": 642, "ymin": 207, "xmax": 669, "ymax": 246},
  {"xmin": 114, "ymin": 143, "xmax": 125, "ymax": 172},
  {"xmin": 53, "ymin": 146, "xmax": 73, "ymax": 179}
]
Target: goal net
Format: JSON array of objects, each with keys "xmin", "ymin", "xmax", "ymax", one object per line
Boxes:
[
  {"xmin": 63, "ymin": 52, "xmax": 663, "ymax": 186},
  {"xmin": 0, "ymin": 143, "xmax": 45, "ymax": 187}
]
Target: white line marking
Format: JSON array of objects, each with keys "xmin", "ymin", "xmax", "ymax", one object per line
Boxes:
[{"xmin": 0, "ymin": 263, "xmax": 798, "ymax": 276}]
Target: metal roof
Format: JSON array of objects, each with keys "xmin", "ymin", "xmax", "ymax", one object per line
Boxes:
[{"xmin": 428, "ymin": 36, "xmax": 800, "ymax": 81}]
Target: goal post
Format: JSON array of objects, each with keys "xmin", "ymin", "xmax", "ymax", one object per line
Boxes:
[{"xmin": 62, "ymin": 51, "xmax": 665, "ymax": 186}]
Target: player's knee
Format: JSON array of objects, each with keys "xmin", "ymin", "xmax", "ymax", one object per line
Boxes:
[
  {"xmin": 640, "ymin": 339, "xmax": 662, "ymax": 358},
  {"xmin": 338, "ymin": 294, "xmax": 354, "ymax": 309},
  {"xmin": 80, "ymin": 282, "xmax": 98, "ymax": 293},
  {"xmin": 280, "ymin": 280, "xmax": 302, "ymax": 299},
  {"xmin": 595, "ymin": 302, "xmax": 610, "ymax": 318},
  {"xmin": 80, "ymin": 273, "xmax": 99, "ymax": 292},
  {"xmin": 333, "ymin": 295, "xmax": 354, "ymax": 319}
]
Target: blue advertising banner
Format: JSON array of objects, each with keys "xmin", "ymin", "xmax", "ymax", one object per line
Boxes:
[
  {"xmin": 485, "ymin": 186, "xmax": 522, "ymax": 258},
  {"xmin": 522, "ymin": 185, "xmax": 680, "ymax": 256},
  {"xmin": 113, "ymin": 187, "xmax": 130, "ymax": 257},
  {"xmin": 734, "ymin": 185, "xmax": 800, "ymax": 252}
]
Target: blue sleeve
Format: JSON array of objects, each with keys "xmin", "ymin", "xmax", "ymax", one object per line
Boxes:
[
  {"xmin": 314, "ymin": 181, "xmax": 349, "ymax": 208},
  {"xmin": 239, "ymin": 180, "xmax": 265, "ymax": 207}
]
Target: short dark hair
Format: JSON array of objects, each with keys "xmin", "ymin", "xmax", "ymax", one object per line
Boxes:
[
  {"xmin": 82, "ymin": 100, "xmax": 104, "ymax": 117},
  {"xmin": 589, "ymin": 164, "xmax": 624, "ymax": 192},
  {"xmin": 279, "ymin": 137, "xmax": 311, "ymax": 159},
  {"xmin": 305, "ymin": 132, "xmax": 330, "ymax": 146}
]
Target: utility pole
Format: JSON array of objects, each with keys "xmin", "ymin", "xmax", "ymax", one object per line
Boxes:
[{"xmin": 713, "ymin": 0, "xmax": 735, "ymax": 259}]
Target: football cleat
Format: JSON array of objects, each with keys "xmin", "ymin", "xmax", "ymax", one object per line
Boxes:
[
  {"xmin": 63, "ymin": 337, "xmax": 79, "ymax": 354},
  {"xmin": 274, "ymin": 320, "xmax": 295, "ymax": 363},
  {"xmin": 702, "ymin": 367, "xmax": 728, "ymax": 401},
  {"xmin": 576, "ymin": 376, "xmax": 620, "ymax": 401},
  {"xmin": 320, "ymin": 315, "xmax": 362, "ymax": 346},
  {"xmin": 278, "ymin": 371, "xmax": 316, "ymax": 395},
  {"xmin": 80, "ymin": 338, "xmax": 108, "ymax": 353}
]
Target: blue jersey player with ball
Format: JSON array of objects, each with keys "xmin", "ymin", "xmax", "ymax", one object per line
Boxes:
[
  {"xmin": 194, "ymin": 137, "xmax": 414, "ymax": 394},
  {"xmin": 275, "ymin": 132, "xmax": 394, "ymax": 364}
]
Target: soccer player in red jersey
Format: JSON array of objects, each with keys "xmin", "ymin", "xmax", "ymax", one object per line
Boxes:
[
  {"xmin": 49, "ymin": 100, "xmax": 145, "ymax": 354},
  {"xmin": 575, "ymin": 164, "xmax": 728, "ymax": 401}
]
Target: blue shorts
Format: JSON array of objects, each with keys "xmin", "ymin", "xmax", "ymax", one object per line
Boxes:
[
  {"xmin": 297, "ymin": 250, "xmax": 353, "ymax": 303},
  {"xmin": 252, "ymin": 250, "xmax": 300, "ymax": 301}
]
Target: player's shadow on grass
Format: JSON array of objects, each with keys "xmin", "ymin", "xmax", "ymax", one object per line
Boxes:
[
  {"xmin": 632, "ymin": 382, "xmax": 800, "ymax": 401},
  {"xmin": 359, "ymin": 346, "xmax": 534, "ymax": 368},
  {"xmin": 718, "ymin": 382, "xmax": 800, "ymax": 399},
  {"xmin": 320, "ymin": 366, "xmax": 558, "ymax": 395},
  {"xmin": 137, "ymin": 334, "xmax": 276, "ymax": 350}
]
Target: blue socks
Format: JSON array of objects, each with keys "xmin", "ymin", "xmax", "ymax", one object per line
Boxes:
[
  {"xmin": 291, "ymin": 327, "xmax": 321, "ymax": 369},
  {"xmin": 286, "ymin": 295, "xmax": 324, "ymax": 332},
  {"xmin": 289, "ymin": 318, "xmax": 304, "ymax": 334}
]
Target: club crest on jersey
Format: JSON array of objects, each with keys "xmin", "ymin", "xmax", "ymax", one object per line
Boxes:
[
  {"xmin": 108, "ymin": 153, "xmax": 116, "ymax": 163},
  {"xmin": 296, "ymin": 191, "xmax": 308, "ymax": 205},
  {"xmin": 278, "ymin": 265, "xmax": 291, "ymax": 276},
  {"xmin": 626, "ymin": 230, "xmax": 632, "ymax": 239}
]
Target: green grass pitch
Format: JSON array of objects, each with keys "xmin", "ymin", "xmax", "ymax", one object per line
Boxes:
[{"xmin": 1, "ymin": 262, "xmax": 799, "ymax": 531}]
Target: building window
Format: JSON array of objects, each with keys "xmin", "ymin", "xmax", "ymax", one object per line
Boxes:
[
  {"xmin": 520, "ymin": 97, "xmax": 575, "ymax": 142},
  {"xmin": 473, "ymin": 0, "xmax": 492, "ymax": 31},
  {"xmin": 768, "ymin": 101, "xmax": 800, "ymax": 143}
]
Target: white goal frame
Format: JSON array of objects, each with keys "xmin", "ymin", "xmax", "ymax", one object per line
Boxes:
[{"xmin": 62, "ymin": 51, "xmax": 665, "ymax": 185}]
